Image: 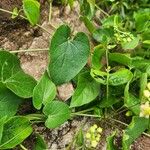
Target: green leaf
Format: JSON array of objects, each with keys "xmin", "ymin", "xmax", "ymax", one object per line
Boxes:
[
  {"xmin": 68, "ymin": 0, "xmax": 74, "ymax": 8},
  {"xmin": 109, "ymin": 53, "xmax": 132, "ymax": 68},
  {"xmin": 80, "ymin": 16, "xmax": 96, "ymax": 34},
  {"xmin": 99, "ymin": 96, "xmax": 119, "ymax": 108},
  {"xmin": 124, "ymin": 82, "xmax": 140, "ymax": 115},
  {"xmin": 90, "ymin": 69, "xmax": 107, "ymax": 85},
  {"xmin": 109, "ymin": 69, "xmax": 133, "ymax": 86},
  {"xmin": 70, "ymin": 72, "xmax": 100, "ymax": 107},
  {"xmin": 134, "ymin": 9, "xmax": 150, "ymax": 32},
  {"xmin": 76, "ymin": 128, "xmax": 84, "ymax": 147},
  {"xmin": 131, "ymin": 57, "xmax": 150, "ymax": 73},
  {"xmin": 121, "ymin": 37, "xmax": 140, "ymax": 50},
  {"xmin": 5, "ymin": 71, "xmax": 36, "ymax": 98},
  {"xmin": 0, "ymin": 84, "xmax": 22, "ymax": 119},
  {"xmin": 43, "ymin": 101, "xmax": 71, "ymax": 128},
  {"xmin": 92, "ymin": 28, "xmax": 114, "ymax": 43},
  {"xmin": 102, "ymin": 15, "xmax": 121, "ymax": 28},
  {"xmin": 91, "ymin": 69, "xmax": 133, "ymax": 86},
  {"xmin": 48, "ymin": 25, "xmax": 90, "ymax": 85},
  {"xmin": 0, "ymin": 51, "xmax": 36, "ymax": 98},
  {"xmin": 0, "ymin": 117, "xmax": 7, "ymax": 144},
  {"xmin": 139, "ymin": 73, "xmax": 147, "ymax": 101},
  {"xmin": 0, "ymin": 117, "xmax": 33, "ymax": 149},
  {"xmin": 106, "ymin": 131, "xmax": 117, "ymax": 150},
  {"xmin": 23, "ymin": 0, "xmax": 40, "ymax": 25},
  {"xmin": 92, "ymin": 46, "xmax": 105, "ymax": 70},
  {"xmin": 122, "ymin": 116, "xmax": 149, "ymax": 150},
  {"xmin": 33, "ymin": 72, "xmax": 56, "ymax": 110},
  {"xmin": 34, "ymin": 134, "xmax": 47, "ymax": 150},
  {"xmin": 80, "ymin": 0, "xmax": 95, "ymax": 19}
]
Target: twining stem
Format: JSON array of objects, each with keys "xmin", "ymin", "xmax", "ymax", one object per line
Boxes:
[
  {"xmin": 20, "ymin": 144, "xmax": 28, "ymax": 150},
  {"xmin": 25, "ymin": 114, "xmax": 46, "ymax": 121},
  {"xmin": 0, "ymin": 8, "xmax": 53, "ymax": 34},
  {"xmin": 49, "ymin": 0, "xmax": 53, "ymax": 23},
  {"xmin": 111, "ymin": 102, "xmax": 141, "ymax": 118},
  {"xmin": 109, "ymin": 118, "xmax": 150, "ymax": 138},
  {"xmin": 10, "ymin": 48, "xmax": 49, "ymax": 53},
  {"xmin": 105, "ymin": 46, "xmax": 110, "ymax": 118},
  {"xmin": 71, "ymin": 113, "xmax": 100, "ymax": 118}
]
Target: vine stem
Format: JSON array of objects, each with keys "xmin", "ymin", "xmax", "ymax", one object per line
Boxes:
[
  {"xmin": 20, "ymin": 144, "xmax": 28, "ymax": 150},
  {"xmin": 109, "ymin": 118, "xmax": 150, "ymax": 138},
  {"xmin": 105, "ymin": 46, "xmax": 110, "ymax": 118},
  {"xmin": 71, "ymin": 113, "xmax": 100, "ymax": 118},
  {"xmin": 25, "ymin": 114, "xmax": 46, "ymax": 121},
  {"xmin": 9, "ymin": 48, "xmax": 49, "ymax": 53},
  {"xmin": 0, "ymin": 8, "xmax": 54, "ymax": 34},
  {"xmin": 49, "ymin": 0, "xmax": 53, "ymax": 23},
  {"xmin": 95, "ymin": 4, "xmax": 110, "ymax": 16}
]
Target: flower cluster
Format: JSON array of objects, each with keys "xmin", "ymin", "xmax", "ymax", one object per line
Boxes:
[
  {"xmin": 85, "ymin": 124, "xmax": 103, "ymax": 148},
  {"xmin": 140, "ymin": 102, "xmax": 150, "ymax": 118},
  {"xmin": 143, "ymin": 82, "xmax": 150, "ymax": 99},
  {"xmin": 114, "ymin": 28, "xmax": 134, "ymax": 43},
  {"xmin": 140, "ymin": 82, "xmax": 150, "ymax": 118}
]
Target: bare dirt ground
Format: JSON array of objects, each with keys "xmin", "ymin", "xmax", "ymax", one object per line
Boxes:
[{"xmin": 0, "ymin": 1, "xmax": 150, "ymax": 150}]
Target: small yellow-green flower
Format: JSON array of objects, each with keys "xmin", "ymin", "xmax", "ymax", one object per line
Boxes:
[
  {"xmin": 91, "ymin": 140, "xmax": 98, "ymax": 148},
  {"xmin": 140, "ymin": 101, "xmax": 150, "ymax": 118},
  {"xmin": 85, "ymin": 124, "xmax": 103, "ymax": 148},
  {"xmin": 86, "ymin": 132, "xmax": 91, "ymax": 139},
  {"xmin": 90, "ymin": 125, "xmax": 96, "ymax": 133},
  {"xmin": 95, "ymin": 136, "xmax": 100, "ymax": 142},
  {"xmin": 143, "ymin": 90, "xmax": 150, "ymax": 98},
  {"xmin": 97, "ymin": 127, "xmax": 103, "ymax": 133},
  {"xmin": 147, "ymin": 82, "xmax": 150, "ymax": 91}
]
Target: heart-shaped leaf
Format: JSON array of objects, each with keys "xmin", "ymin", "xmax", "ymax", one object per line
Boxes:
[
  {"xmin": 43, "ymin": 101, "xmax": 71, "ymax": 128},
  {"xmin": 23, "ymin": 0, "xmax": 40, "ymax": 25},
  {"xmin": 0, "ymin": 51, "xmax": 36, "ymax": 98},
  {"xmin": 0, "ymin": 116, "xmax": 33, "ymax": 149},
  {"xmin": 33, "ymin": 72, "xmax": 56, "ymax": 110},
  {"xmin": 48, "ymin": 25, "xmax": 90, "ymax": 85},
  {"xmin": 0, "ymin": 83, "xmax": 22, "ymax": 119},
  {"xmin": 70, "ymin": 72, "xmax": 100, "ymax": 107}
]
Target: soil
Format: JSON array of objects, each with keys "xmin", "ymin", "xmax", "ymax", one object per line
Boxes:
[{"xmin": 0, "ymin": 1, "xmax": 150, "ymax": 150}]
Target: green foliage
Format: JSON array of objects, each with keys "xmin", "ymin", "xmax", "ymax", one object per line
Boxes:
[
  {"xmin": 122, "ymin": 117, "xmax": 149, "ymax": 150},
  {"xmin": 0, "ymin": 0, "xmax": 150, "ymax": 149},
  {"xmin": 23, "ymin": 0, "xmax": 40, "ymax": 25},
  {"xmin": 34, "ymin": 134, "xmax": 47, "ymax": 150},
  {"xmin": 43, "ymin": 101, "xmax": 71, "ymax": 128},
  {"xmin": 92, "ymin": 46, "xmax": 105, "ymax": 70},
  {"xmin": 0, "ymin": 51, "xmax": 36, "ymax": 98},
  {"xmin": 70, "ymin": 72, "xmax": 100, "ymax": 107},
  {"xmin": 106, "ymin": 131, "xmax": 117, "ymax": 150},
  {"xmin": 0, "ymin": 84, "xmax": 22, "ymax": 119},
  {"xmin": 33, "ymin": 72, "xmax": 56, "ymax": 110},
  {"xmin": 91, "ymin": 68, "xmax": 133, "ymax": 86},
  {"xmin": 0, "ymin": 117, "xmax": 32, "ymax": 149},
  {"xmin": 48, "ymin": 25, "xmax": 90, "ymax": 85},
  {"xmin": 80, "ymin": 0, "xmax": 95, "ymax": 19}
]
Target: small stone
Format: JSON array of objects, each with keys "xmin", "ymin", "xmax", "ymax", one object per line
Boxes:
[
  {"xmin": 2, "ymin": 40, "xmax": 18, "ymax": 50},
  {"xmin": 57, "ymin": 83, "xmax": 74, "ymax": 101}
]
